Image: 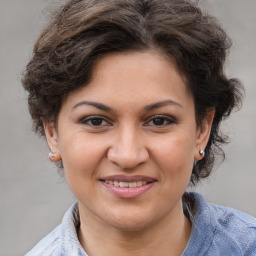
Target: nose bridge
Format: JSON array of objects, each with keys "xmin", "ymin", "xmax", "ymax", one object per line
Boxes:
[
  {"xmin": 119, "ymin": 125, "xmax": 139, "ymax": 155},
  {"xmin": 108, "ymin": 123, "xmax": 149, "ymax": 169}
]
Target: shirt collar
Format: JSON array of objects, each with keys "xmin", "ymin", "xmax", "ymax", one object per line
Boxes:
[{"xmin": 182, "ymin": 192, "xmax": 216, "ymax": 255}]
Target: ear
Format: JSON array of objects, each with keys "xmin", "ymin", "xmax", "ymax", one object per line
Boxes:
[
  {"xmin": 194, "ymin": 109, "xmax": 215, "ymax": 160},
  {"xmin": 43, "ymin": 120, "xmax": 62, "ymax": 162}
]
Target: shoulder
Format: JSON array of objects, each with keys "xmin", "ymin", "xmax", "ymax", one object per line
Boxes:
[
  {"xmin": 209, "ymin": 199, "xmax": 256, "ymax": 254},
  {"xmin": 189, "ymin": 193, "xmax": 256, "ymax": 255},
  {"xmin": 25, "ymin": 225, "xmax": 62, "ymax": 256}
]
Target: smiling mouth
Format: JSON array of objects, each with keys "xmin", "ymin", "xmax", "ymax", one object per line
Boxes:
[
  {"xmin": 100, "ymin": 180, "xmax": 156, "ymax": 198},
  {"xmin": 101, "ymin": 180, "xmax": 148, "ymax": 188},
  {"xmin": 99, "ymin": 175, "xmax": 156, "ymax": 198}
]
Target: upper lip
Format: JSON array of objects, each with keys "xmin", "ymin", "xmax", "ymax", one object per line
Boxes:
[{"xmin": 100, "ymin": 175, "xmax": 157, "ymax": 183}]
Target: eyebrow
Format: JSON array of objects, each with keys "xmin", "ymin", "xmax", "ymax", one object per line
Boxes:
[
  {"xmin": 72, "ymin": 101, "xmax": 113, "ymax": 112},
  {"xmin": 72, "ymin": 99, "xmax": 182, "ymax": 112},
  {"xmin": 144, "ymin": 100, "xmax": 183, "ymax": 111}
]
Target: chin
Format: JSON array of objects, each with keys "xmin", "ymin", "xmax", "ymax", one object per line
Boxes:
[{"xmin": 101, "ymin": 207, "xmax": 162, "ymax": 232}]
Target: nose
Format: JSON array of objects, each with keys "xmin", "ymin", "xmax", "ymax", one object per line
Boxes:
[{"xmin": 107, "ymin": 126, "xmax": 149, "ymax": 169}]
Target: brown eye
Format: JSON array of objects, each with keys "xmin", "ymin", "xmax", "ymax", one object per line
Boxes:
[
  {"xmin": 152, "ymin": 118, "xmax": 165, "ymax": 126},
  {"xmin": 80, "ymin": 116, "xmax": 111, "ymax": 128},
  {"xmin": 145, "ymin": 115, "xmax": 176, "ymax": 127},
  {"xmin": 91, "ymin": 118, "xmax": 103, "ymax": 126}
]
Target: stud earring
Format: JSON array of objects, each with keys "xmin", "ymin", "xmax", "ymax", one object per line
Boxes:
[
  {"xmin": 49, "ymin": 152, "xmax": 56, "ymax": 160},
  {"xmin": 199, "ymin": 149, "xmax": 205, "ymax": 158}
]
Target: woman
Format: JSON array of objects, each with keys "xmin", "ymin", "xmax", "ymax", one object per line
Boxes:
[{"xmin": 23, "ymin": 0, "xmax": 256, "ymax": 255}]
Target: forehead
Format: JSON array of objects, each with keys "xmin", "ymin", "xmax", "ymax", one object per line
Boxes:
[{"xmin": 62, "ymin": 51, "xmax": 193, "ymax": 111}]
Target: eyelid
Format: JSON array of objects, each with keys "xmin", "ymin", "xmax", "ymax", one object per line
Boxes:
[
  {"xmin": 79, "ymin": 115, "xmax": 112, "ymax": 127},
  {"xmin": 78, "ymin": 114, "xmax": 176, "ymax": 128},
  {"xmin": 144, "ymin": 115, "xmax": 176, "ymax": 126}
]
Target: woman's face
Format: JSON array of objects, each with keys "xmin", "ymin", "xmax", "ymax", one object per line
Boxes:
[{"xmin": 45, "ymin": 51, "xmax": 212, "ymax": 231}]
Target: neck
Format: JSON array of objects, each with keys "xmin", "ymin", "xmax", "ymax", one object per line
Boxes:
[{"xmin": 78, "ymin": 201, "xmax": 191, "ymax": 256}]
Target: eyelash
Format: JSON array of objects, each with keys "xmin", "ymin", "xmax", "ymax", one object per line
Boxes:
[
  {"xmin": 79, "ymin": 115, "xmax": 176, "ymax": 128},
  {"xmin": 79, "ymin": 116, "xmax": 111, "ymax": 128},
  {"xmin": 144, "ymin": 115, "xmax": 176, "ymax": 127}
]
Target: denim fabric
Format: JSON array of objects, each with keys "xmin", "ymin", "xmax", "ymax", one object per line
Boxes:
[
  {"xmin": 182, "ymin": 193, "xmax": 256, "ymax": 256},
  {"xmin": 26, "ymin": 193, "xmax": 256, "ymax": 256}
]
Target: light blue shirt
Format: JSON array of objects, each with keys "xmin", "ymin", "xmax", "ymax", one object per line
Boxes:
[{"xmin": 26, "ymin": 193, "xmax": 256, "ymax": 255}]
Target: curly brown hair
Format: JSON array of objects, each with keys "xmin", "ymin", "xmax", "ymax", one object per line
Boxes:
[{"xmin": 22, "ymin": 0, "xmax": 243, "ymax": 185}]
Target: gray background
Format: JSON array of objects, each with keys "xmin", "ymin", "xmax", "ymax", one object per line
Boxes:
[{"xmin": 0, "ymin": 0, "xmax": 255, "ymax": 255}]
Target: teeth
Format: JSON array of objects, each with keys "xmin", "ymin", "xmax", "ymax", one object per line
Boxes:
[
  {"xmin": 129, "ymin": 182, "xmax": 136, "ymax": 188},
  {"xmin": 104, "ymin": 180, "xmax": 148, "ymax": 187},
  {"xmin": 136, "ymin": 181, "xmax": 142, "ymax": 186},
  {"xmin": 119, "ymin": 182, "xmax": 128, "ymax": 187}
]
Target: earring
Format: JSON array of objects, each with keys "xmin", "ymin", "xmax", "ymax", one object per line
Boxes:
[
  {"xmin": 199, "ymin": 149, "xmax": 205, "ymax": 158},
  {"xmin": 49, "ymin": 152, "xmax": 56, "ymax": 161}
]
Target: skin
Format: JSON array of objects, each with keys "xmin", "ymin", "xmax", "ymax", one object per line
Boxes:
[{"xmin": 44, "ymin": 51, "xmax": 214, "ymax": 256}]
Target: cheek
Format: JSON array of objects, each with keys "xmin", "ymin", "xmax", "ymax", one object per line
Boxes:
[
  {"xmin": 152, "ymin": 134, "xmax": 195, "ymax": 176},
  {"xmin": 59, "ymin": 135, "xmax": 107, "ymax": 202},
  {"xmin": 59, "ymin": 134, "xmax": 105, "ymax": 178}
]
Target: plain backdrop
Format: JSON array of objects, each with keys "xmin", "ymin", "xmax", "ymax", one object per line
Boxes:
[{"xmin": 0, "ymin": 0, "xmax": 255, "ymax": 255}]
